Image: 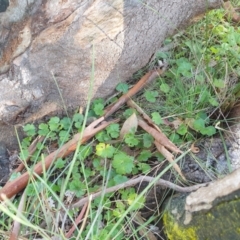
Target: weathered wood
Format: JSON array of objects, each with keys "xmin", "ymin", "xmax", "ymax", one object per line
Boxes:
[{"xmin": 163, "ymin": 168, "xmax": 240, "ymax": 240}]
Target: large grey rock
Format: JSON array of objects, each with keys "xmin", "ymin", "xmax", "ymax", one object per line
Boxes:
[{"xmin": 0, "ymin": 0, "xmax": 222, "ymax": 148}]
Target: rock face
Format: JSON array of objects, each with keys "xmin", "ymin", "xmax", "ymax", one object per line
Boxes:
[{"xmin": 0, "ymin": 0, "xmax": 222, "ymax": 148}]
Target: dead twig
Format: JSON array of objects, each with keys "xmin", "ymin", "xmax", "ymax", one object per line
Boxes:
[
  {"xmin": 155, "ymin": 141, "xmax": 186, "ymax": 180},
  {"xmin": 65, "ymin": 202, "xmax": 88, "ymax": 238},
  {"xmin": 71, "ymin": 176, "xmax": 208, "ymax": 208}
]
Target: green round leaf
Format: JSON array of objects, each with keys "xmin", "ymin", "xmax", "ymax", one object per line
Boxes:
[
  {"xmin": 112, "ymin": 152, "xmax": 134, "ymax": 174},
  {"xmin": 144, "ymin": 90, "xmax": 159, "ymax": 103},
  {"xmin": 151, "ymin": 112, "xmax": 163, "ymax": 125},
  {"xmin": 116, "ymin": 83, "xmax": 129, "ymax": 93},
  {"xmin": 160, "ymin": 83, "xmax": 170, "ymax": 93}
]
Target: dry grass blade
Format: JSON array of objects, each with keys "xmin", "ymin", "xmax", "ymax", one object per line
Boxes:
[
  {"xmin": 155, "ymin": 141, "xmax": 186, "ymax": 180},
  {"xmin": 9, "ymin": 190, "xmax": 26, "ymax": 240},
  {"xmin": 79, "ymin": 195, "xmax": 92, "ymax": 236}
]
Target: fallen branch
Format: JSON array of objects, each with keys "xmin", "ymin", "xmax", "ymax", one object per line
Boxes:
[
  {"xmin": 71, "ymin": 176, "xmax": 208, "ymax": 208},
  {"xmin": 0, "ymin": 117, "xmax": 119, "ymax": 200}
]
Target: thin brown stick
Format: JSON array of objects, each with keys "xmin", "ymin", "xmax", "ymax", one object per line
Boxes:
[
  {"xmin": 71, "ymin": 176, "xmax": 208, "ymax": 208},
  {"xmin": 104, "ymin": 68, "xmax": 166, "ymax": 118},
  {"xmin": 127, "ymin": 99, "xmax": 185, "ymax": 178},
  {"xmin": 65, "ymin": 202, "xmax": 88, "ymax": 238}
]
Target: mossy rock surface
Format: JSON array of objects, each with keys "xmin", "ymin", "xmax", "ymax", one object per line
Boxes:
[{"xmin": 163, "ymin": 190, "xmax": 240, "ymax": 240}]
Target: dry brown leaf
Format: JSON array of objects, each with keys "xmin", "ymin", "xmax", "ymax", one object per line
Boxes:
[
  {"xmin": 120, "ymin": 112, "xmax": 138, "ymax": 139},
  {"xmin": 155, "ymin": 141, "xmax": 186, "ymax": 180}
]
